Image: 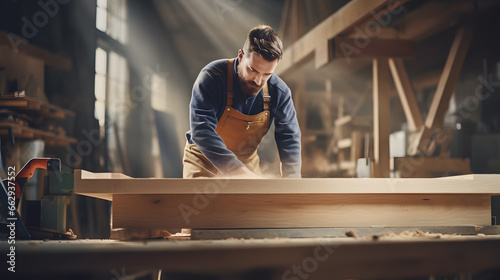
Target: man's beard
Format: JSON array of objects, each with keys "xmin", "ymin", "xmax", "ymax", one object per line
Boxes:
[{"xmin": 237, "ymin": 65, "xmax": 262, "ymax": 99}]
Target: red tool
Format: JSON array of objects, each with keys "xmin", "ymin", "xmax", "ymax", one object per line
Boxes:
[{"xmin": 3, "ymin": 158, "xmax": 61, "ymax": 206}]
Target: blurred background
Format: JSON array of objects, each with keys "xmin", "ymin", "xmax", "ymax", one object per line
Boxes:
[{"xmin": 1, "ymin": 0, "xmax": 500, "ymax": 238}]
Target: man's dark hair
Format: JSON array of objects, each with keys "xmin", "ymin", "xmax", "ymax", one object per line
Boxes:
[{"xmin": 243, "ymin": 25, "xmax": 283, "ymax": 61}]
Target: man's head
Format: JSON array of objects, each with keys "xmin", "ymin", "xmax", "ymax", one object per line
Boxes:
[{"xmin": 237, "ymin": 25, "xmax": 283, "ymax": 98}]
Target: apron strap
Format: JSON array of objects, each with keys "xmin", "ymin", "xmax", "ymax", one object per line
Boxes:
[
  {"xmin": 226, "ymin": 59, "xmax": 234, "ymax": 107},
  {"xmin": 263, "ymin": 83, "xmax": 270, "ymax": 111}
]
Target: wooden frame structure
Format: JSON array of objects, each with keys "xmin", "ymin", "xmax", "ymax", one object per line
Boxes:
[
  {"xmin": 276, "ymin": 0, "xmax": 500, "ymax": 178},
  {"xmin": 75, "ymin": 170, "xmax": 500, "ymax": 232}
]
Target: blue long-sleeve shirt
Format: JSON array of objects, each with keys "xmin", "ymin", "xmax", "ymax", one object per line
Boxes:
[{"xmin": 185, "ymin": 57, "xmax": 301, "ymax": 177}]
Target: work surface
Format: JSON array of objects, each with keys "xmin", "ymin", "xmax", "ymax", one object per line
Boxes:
[
  {"xmin": 74, "ymin": 170, "xmax": 500, "ymax": 231},
  {"xmin": 74, "ymin": 170, "xmax": 500, "ymax": 201},
  {"xmin": 2, "ymin": 236, "xmax": 500, "ymax": 280}
]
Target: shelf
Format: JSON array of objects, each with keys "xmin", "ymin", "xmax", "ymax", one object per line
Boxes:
[
  {"xmin": 0, "ymin": 31, "xmax": 71, "ymax": 70},
  {"xmin": 0, "ymin": 122, "xmax": 77, "ymax": 146},
  {"xmin": 0, "ymin": 96, "xmax": 75, "ymax": 119}
]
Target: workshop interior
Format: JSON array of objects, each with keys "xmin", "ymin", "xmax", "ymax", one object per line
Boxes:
[{"xmin": 1, "ymin": 0, "xmax": 500, "ymax": 279}]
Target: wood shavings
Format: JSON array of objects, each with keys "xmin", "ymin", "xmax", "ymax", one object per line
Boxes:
[
  {"xmin": 345, "ymin": 230, "xmax": 358, "ymax": 238},
  {"xmin": 351, "ymin": 230, "xmax": 461, "ymax": 241}
]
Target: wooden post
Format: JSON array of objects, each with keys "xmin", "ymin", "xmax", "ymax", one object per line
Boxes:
[
  {"xmin": 373, "ymin": 58, "xmax": 391, "ymax": 178},
  {"xmin": 389, "ymin": 58, "xmax": 424, "ymax": 132},
  {"xmin": 408, "ymin": 25, "xmax": 473, "ymax": 155}
]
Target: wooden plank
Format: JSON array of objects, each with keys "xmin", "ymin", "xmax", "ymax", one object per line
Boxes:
[
  {"xmin": 316, "ymin": 38, "xmax": 415, "ymax": 68},
  {"xmin": 345, "ymin": 1, "xmax": 490, "ymax": 42},
  {"xmin": 113, "ymin": 194, "xmax": 491, "ymax": 230},
  {"xmin": 393, "ymin": 157, "xmax": 471, "ymax": 178},
  {"xmin": 0, "ymin": 96, "xmax": 75, "ymax": 118},
  {"xmin": 373, "ymin": 58, "xmax": 391, "ymax": 178},
  {"xmin": 314, "ymin": 39, "xmax": 334, "ymax": 69},
  {"xmin": 389, "ymin": 58, "xmax": 424, "ymax": 131},
  {"xmin": 393, "ymin": 1, "xmax": 476, "ymax": 41},
  {"xmin": 337, "ymin": 138, "xmax": 352, "ymax": 150},
  {"xmin": 276, "ymin": 0, "xmax": 407, "ymax": 75},
  {"xmin": 74, "ymin": 170, "xmax": 500, "ymax": 200},
  {"xmin": 408, "ymin": 25, "xmax": 473, "ymax": 155},
  {"xmin": 351, "ymin": 131, "xmax": 363, "ymax": 162},
  {"xmin": 425, "ymin": 26, "xmax": 473, "ymax": 132},
  {"xmin": 0, "ymin": 122, "xmax": 77, "ymax": 145}
]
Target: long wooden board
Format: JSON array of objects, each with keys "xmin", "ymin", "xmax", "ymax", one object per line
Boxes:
[
  {"xmin": 74, "ymin": 170, "xmax": 500, "ymax": 201},
  {"xmin": 74, "ymin": 170, "xmax": 500, "ymax": 230},
  {"xmin": 113, "ymin": 194, "xmax": 491, "ymax": 230}
]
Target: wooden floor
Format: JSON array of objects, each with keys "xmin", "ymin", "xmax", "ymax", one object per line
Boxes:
[{"xmin": 2, "ymin": 236, "xmax": 500, "ymax": 280}]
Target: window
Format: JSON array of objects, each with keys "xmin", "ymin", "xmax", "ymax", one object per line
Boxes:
[
  {"xmin": 94, "ymin": 47, "xmax": 129, "ymax": 172},
  {"xmin": 151, "ymin": 73, "xmax": 168, "ymax": 112},
  {"xmin": 94, "ymin": 47, "xmax": 107, "ymax": 130},
  {"xmin": 94, "ymin": 0, "xmax": 129, "ymax": 172},
  {"xmin": 96, "ymin": 0, "xmax": 127, "ymax": 43}
]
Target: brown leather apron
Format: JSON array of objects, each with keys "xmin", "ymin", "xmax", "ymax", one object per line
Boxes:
[{"xmin": 183, "ymin": 59, "xmax": 271, "ymax": 178}]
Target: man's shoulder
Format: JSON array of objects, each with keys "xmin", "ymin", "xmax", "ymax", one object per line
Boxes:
[
  {"xmin": 201, "ymin": 58, "xmax": 230, "ymax": 77},
  {"xmin": 268, "ymin": 74, "xmax": 290, "ymax": 96}
]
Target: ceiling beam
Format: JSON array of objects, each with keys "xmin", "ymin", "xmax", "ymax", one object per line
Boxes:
[
  {"xmin": 315, "ymin": 38, "xmax": 415, "ymax": 69},
  {"xmin": 275, "ymin": 0, "xmax": 408, "ymax": 76}
]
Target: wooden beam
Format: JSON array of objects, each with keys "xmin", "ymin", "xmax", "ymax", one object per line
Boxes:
[
  {"xmin": 373, "ymin": 58, "xmax": 391, "ymax": 178},
  {"xmin": 75, "ymin": 170, "xmax": 499, "ymax": 230},
  {"xmin": 392, "ymin": 157, "xmax": 471, "ymax": 178},
  {"xmin": 388, "ymin": 58, "xmax": 424, "ymax": 131},
  {"xmin": 316, "ymin": 38, "xmax": 416, "ymax": 69},
  {"xmin": 393, "ymin": 1, "xmax": 476, "ymax": 41},
  {"xmin": 351, "ymin": 131, "xmax": 363, "ymax": 161},
  {"xmin": 74, "ymin": 170, "xmax": 500, "ymax": 199},
  {"xmin": 408, "ymin": 25, "xmax": 473, "ymax": 155},
  {"xmin": 276, "ymin": 0, "xmax": 408, "ymax": 76},
  {"xmin": 311, "ymin": 1, "xmax": 493, "ymax": 84},
  {"xmin": 113, "ymin": 194, "xmax": 491, "ymax": 230}
]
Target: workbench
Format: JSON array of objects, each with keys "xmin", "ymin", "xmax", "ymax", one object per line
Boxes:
[
  {"xmin": 1, "ymin": 236, "xmax": 500, "ymax": 279},
  {"xmin": 50, "ymin": 170, "xmax": 500, "ymax": 279}
]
